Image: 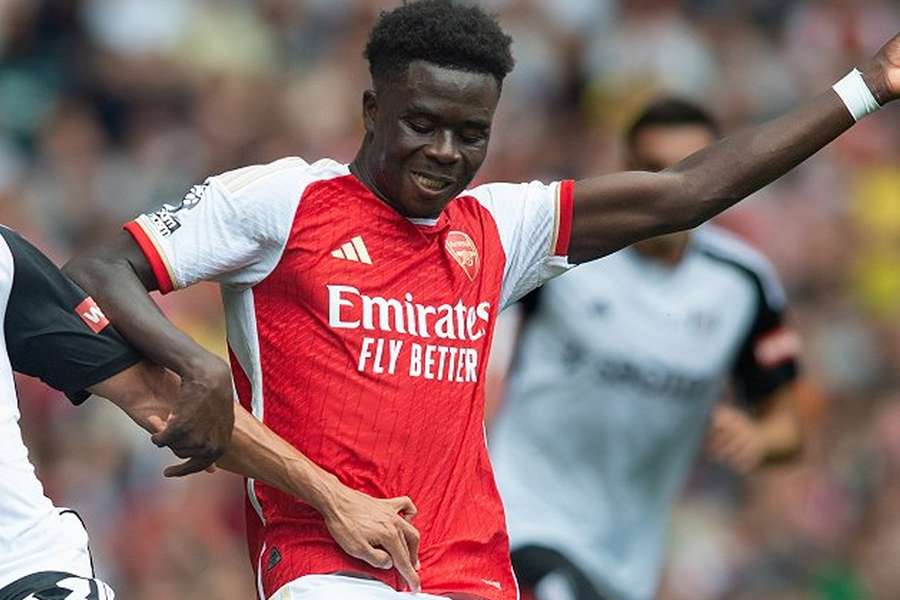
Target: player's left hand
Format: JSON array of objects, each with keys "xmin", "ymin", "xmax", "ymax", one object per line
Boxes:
[
  {"xmin": 320, "ymin": 488, "xmax": 421, "ymax": 593},
  {"xmin": 150, "ymin": 355, "xmax": 235, "ymax": 476},
  {"xmin": 705, "ymin": 405, "xmax": 766, "ymax": 475},
  {"xmin": 862, "ymin": 32, "xmax": 900, "ymax": 104}
]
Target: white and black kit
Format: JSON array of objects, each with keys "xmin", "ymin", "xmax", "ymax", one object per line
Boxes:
[
  {"xmin": 0, "ymin": 226, "xmax": 140, "ymax": 600},
  {"xmin": 490, "ymin": 226, "xmax": 800, "ymax": 600}
]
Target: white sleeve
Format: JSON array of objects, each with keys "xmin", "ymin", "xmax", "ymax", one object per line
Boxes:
[
  {"xmin": 471, "ymin": 179, "xmax": 575, "ymax": 309},
  {"xmin": 124, "ymin": 157, "xmax": 310, "ymax": 292}
]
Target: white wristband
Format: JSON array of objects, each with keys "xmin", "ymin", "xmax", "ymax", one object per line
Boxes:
[{"xmin": 832, "ymin": 68, "xmax": 881, "ymax": 121}]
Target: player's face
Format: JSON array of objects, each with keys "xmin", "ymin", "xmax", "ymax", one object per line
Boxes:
[
  {"xmin": 627, "ymin": 124, "xmax": 717, "ymax": 259},
  {"xmin": 627, "ymin": 124, "xmax": 716, "ymax": 173},
  {"xmin": 362, "ymin": 61, "xmax": 500, "ymax": 219}
]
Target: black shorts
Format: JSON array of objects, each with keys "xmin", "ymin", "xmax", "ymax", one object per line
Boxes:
[
  {"xmin": 0, "ymin": 571, "xmax": 114, "ymax": 600},
  {"xmin": 512, "ymin": 545, "xmax": 609, "ymax": 600}
]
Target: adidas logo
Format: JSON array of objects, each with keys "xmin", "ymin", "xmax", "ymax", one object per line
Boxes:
[{"xmin": 331, "ymin": 236, "xmax": 372, "ymax": 265}]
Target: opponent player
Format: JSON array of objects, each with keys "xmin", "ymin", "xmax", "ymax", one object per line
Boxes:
[
  {"xmin": 0, "ymin": 225, "xmax": 416, "ymax": 599},
  {"xmin": 488, "ymin": 98, "xmax": 804, "ymax": 600},
  {"xmin": 64, "ymin": 1, "xmax": 900, "ymax": 598}
]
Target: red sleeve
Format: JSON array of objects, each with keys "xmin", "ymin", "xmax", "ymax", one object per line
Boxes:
[
  {"xmin": 123, "ymin": 221, "xmax": 175, "ymax": 294},
  {"xmin": 553, "ymin": 179, "xmax": 575, "ymax": 257}
]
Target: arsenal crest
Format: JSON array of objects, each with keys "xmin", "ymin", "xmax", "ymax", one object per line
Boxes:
[{"xmin": 445, "ymin": 231, "xmax": 479, "ymax": 281}]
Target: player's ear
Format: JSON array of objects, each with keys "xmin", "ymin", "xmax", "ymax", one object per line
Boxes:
[{"xmin": 363, "ymin": 90, "xmax": 378, "ymax": 135}]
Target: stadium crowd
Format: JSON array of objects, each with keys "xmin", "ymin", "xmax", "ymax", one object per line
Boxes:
[{"xmin": 1, "ymin": 0, "xmax": 899, "ymax": 598}]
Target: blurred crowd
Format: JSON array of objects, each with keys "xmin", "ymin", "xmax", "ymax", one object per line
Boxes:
[{"xmin": 2, "ymin": 0, "xmax": 900, "ymax": 598}]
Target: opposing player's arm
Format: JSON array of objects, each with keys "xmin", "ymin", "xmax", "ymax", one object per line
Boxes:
[
  {"xmin": 64, "ymin": 231, "xmax": 233, "ymax": 475},
  {"xmin": 65, "ymin": 162, "xmax": 308, "ymax": 470},
  {"xmin": 707, "ymin": 256, "xmax": 804, "ymax": 474},
  {"xmin": 568, "ymin": 34, "xmax": 899, "ymax": 263},
  {"xmin": 65, "ymin": 231, "xmax": 233, "ymax": 473},
  {"xmin": 89, "ymin": 362, "xmax": 422, "ymax": 592},
  {"xmin": 707, "ymin": 384, "xmax": 803, "ymax": 475},
  {"xmin": 217, "ymin": 407, "xmax": 423, "ymax": 593},
  {"xmin": 753, "ymin": 382, "xmax": 804, "ymax": 465},
  {"xmin": 64, "ymin": 165, "xmax": 422, "ymax": 589},
  {"xmin": 1, "ymin": 226, "xmax": 143, "ymax": 402}
]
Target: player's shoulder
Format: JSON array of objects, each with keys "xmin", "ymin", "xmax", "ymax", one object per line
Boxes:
[
  {"xmin": 458, "ymin": 179, "xmax": 566, "ymax": 234},
  {"xmin": 0, "ymin": 225, "xmax": 13, "ymax": 280},
  {"xmin": 211, "ymin": 156, "xmax": 349, "ymax": 197},
  {"xmin": 0, "ymin": 225, "xmax": 33, "ymax": 258},
  {"xmin": 463, "ymin": 179, "xmax": 558, "ymax": 205},
  {"xmin": 693, "ymin": 225, "xmax": 776, "ymax": 275},
  {"xmin": 692, "ymin": 225, "xmax": 786, "ymax": 305}
]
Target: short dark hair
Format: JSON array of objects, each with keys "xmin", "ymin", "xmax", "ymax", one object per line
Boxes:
[
  {"xmin": 364, "ymin": 0, "xmax": 515, "ymax": 86},
  {"xmin": 625, "ymin": 97, "xmax": 721, "ymax": 150}
]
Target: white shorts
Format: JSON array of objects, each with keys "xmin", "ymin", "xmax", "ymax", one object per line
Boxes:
[
  {"xmin": 0, "ymin": 509, "xmax": 114, "ymax": 600},
  {"xmin": 268, "ymin": 575, "xmax": 452, "ymax": 600},
  {"xmin": 0, "ymin": 571, "xmax": 115, "ymax": 600}
]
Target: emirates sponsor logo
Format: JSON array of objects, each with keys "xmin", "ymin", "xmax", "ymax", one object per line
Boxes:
[
  {"xmin": 328, "ymin": 285, "xmax": 490, "ymax": 341},
  {"xmin": 445, "ymin": 231, "xmax": 479, "ymax": 281},
  {"xmin": 327, "ymin": 284, "xmax": 492, "ymax": 383}
]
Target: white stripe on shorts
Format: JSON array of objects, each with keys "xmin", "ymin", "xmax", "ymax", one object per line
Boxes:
[{"xmin": 268, "ymin": 574, "xmax": 454, "ymax": 600}]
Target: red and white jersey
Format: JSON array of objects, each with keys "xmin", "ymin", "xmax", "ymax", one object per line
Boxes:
[{"xmin": 124, "ymin": 157, "xmax": 575, "ymax": 600}]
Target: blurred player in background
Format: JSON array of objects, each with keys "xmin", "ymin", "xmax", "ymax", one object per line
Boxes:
[
  {"xmin": 0, "ymin": 225, "xmax": 385, "ymax": 599},
  {"xmin": 65, "ymin": 0, "xmax": 900, "ymax": 598},
  {"xmin": 489, "ymin": 98, "xmax": 804, "ymax": 600}
]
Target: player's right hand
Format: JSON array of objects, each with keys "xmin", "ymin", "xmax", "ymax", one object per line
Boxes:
[
  {"xmin": 151, "ymin": 354, "xmax": 236, "ymax": 476},
  {"xmin": 705, "ymin": 404, "xmax": 766, "ymax": 474},
  {"xmin": 321, "ymin": 487, "xmax": 421, "ymax": 593}
]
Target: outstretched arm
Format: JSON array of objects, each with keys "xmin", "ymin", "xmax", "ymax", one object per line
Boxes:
[
  {"xmin": 89, "ymin": 363, "xmax": 423, "ymax": 593},
  {"xmin": 569, "ymin": 34, "xmax": 899, "ymax": 263}
]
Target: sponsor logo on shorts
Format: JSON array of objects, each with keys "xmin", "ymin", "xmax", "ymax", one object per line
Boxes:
[
  {"xmin": 482, "ymin": 579, "xmax": 502, "ymax": 590},
  {"xmin": 76, "ymin": 297, "xmax": 110, "ymax": 333},
  {"xmin": 267, "ymin": 546, "xmax": 282, "ymax": 571},
  {"xmin": 445, "ymin": 231, "xmax": 479, "ymax": 281}
]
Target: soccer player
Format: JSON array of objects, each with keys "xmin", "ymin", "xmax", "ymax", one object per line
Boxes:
[
  {"xmin": 0, "ymin": 224, "xmax": 409, "ymax": 599},
  {"xmin": 488, "ymin": 98, "xmax": 804, "ymax": 600},
  {"xmin": 64, "ymin": 1, "xmax": 900, "ymax": 599}
]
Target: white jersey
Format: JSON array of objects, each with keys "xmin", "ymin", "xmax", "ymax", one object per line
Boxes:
[
  {"xmin": 0, "ymin": 226, "xmax": 138, "ymax": 590},
  {"xmin": 489, "ymin": 226, "xmax": 800, "ymax": 600}
]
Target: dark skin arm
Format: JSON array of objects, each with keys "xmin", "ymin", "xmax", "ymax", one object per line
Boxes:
[
  {"xmin": 65, "ymin": 232, "xmax": 234, "ymax": 476},
  {"xmin": 67, "ymin": 240, "xmax": 422, "ymax": 591},
  {"xmin": 87, "ymin": 362, "xmax": 422, "ymax": 592},
  {"xmin": 569, "ymin": 35, "xmax": 899, "ymax": 263}
]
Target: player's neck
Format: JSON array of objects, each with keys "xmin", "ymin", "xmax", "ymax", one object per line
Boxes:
[
  {"xmin": 631, "ymin": 237, "xmax": 690, "ymax": 266},
  {"xmin": 349, "ymin": 149, "xmax": 404, "ymax": 216}
]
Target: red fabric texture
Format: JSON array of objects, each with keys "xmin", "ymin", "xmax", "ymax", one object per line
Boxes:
[{"xmin": 239, "ymin": 175, "xmax": 517, "ymax": 600}]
